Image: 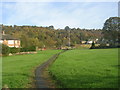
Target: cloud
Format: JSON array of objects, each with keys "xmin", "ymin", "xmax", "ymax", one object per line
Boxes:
[{"xmin": 1, "ymin": 2, "xmax": 118, "ymax": 29}]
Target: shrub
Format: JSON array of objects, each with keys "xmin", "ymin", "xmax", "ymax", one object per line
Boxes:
[
  {"xmin": 99, "ymin": 43, "xmax": 106, "ymax": 47},
  {"xmin": 10, "ymin": 47, "xmax": 20, "ymax": 54},
  {"xmin": 1, "ymin": 44, "xmax": 10, "ymax": 56},
  {"xmin": 29, "ymin": 46, "xmax": 36, "ymax": 51},
  {"xmin": 20, "ymin": 46, "xmax": 36, "ymax": 52}
]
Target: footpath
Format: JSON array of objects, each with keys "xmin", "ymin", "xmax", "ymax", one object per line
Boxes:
[{"xmin": 35, "ymin": 50, "xmax": 66, "ymax": 88}]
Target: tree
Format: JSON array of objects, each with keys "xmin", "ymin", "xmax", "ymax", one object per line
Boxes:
[
  {"xmin": 1, "ymin": 44, "xmax": 10, "ymax": 56},
  {"xmin": 29, "ymin": 38, "xmax": 40, "ymax": 47},
  {"xmin": 102, "ymin": 17, "xmax": 120, "ymax": 46},
  {"xmin": 49, "ymin": 25, "xmax": 54, "ymax": 30},
  {"xmin": 64, "ymin": 26, "xmax": 70, "ymax": 30},
  {"xmin": 2, "ymin": 24, "xmax": 102, "ymax": 49},
  {"xmin": 20, "ymin": 35, "xmax": 30, "ymax": 48}
]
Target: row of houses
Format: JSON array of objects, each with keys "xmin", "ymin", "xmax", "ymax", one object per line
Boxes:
[
  {"xmin": 81, "ymin": 39, "xmax": 99, "ymax": 44},
  {"xmin": 0, "ymin": 31, "xmax": 21, "ymax": 48}
]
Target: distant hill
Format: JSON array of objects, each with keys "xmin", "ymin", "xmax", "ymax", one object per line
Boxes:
[{"xmin": 1, "ymin": 24, "xmax": 102, "ymax": 49}]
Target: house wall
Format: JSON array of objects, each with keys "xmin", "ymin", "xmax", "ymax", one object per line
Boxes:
[
  {"xmin": 81, "ymin": 41, "xmax": 86, "ymax": 44},
  {"xmin": 0, "ymin": 40, "xmax": 20, "ymax": 48}
]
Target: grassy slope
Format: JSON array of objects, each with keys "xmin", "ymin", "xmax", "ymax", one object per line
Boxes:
[
  {"xmin": 49, "ymin": 48, "xmax": 119, "ymax": 88},
  {"xmin": 2, "ymin": 50, "xmax": 61, "ymax": 88}
]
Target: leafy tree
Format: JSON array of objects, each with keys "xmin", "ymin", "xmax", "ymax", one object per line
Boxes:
[
  {"xmin": 49, "ymin": 25, "xmax": 54, "ymax": 30},
  {"xmin": 102, "ymin": 17, "xmax": 120, "ymax": 46},
  {"xmin": 1, "ymin": 44, "xmax": 10, "ymax": 56},
  {"xmin": 65, "ymin": 26, "xmax": 70, "ymax": 30}
]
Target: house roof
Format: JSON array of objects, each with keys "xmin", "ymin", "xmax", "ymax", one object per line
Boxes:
[{"xmin": 1, "ymin": 34, "xmax": 19, "ymax": 40}]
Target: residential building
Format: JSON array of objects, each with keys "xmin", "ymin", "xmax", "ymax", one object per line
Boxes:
[{"xmin": 0, "ymin": 31, "xmax": 20, "ymax": 48}]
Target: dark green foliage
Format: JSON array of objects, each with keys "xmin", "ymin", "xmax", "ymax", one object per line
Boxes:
[
  {"xmin": 49, "ymin": 25, "xmax": 54, "ymax": 30},
  {"xmin": 102, "ymin": 17, "xmax": 120, "ymax": 46},
  {"xmin": 9, "ymin": 47, "xmax": 20, "ymax": 54},
  {"xmin": 20, "ymin": 46, "xmax": 36, "ymax": 52},
  {"xmin": 1, "ymin": 44, "xmax": 10, "ymax": 56},
  {"xmin": 64, "ymin": 26, "xmax": 70, "ymax": 30}
]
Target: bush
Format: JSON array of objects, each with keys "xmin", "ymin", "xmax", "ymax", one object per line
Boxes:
[
  {"xmin": 20, "ymin": 46, "xmax": 36, "ymax": 52},
  {"xmin": 10, "ymin": 47, "xmax": 20, "ymax": 54},
  {"xmin": 29, "ymin": 46, "xmax": 36, "ymax": 51},
  {"xmin": 99, "ymin": 43, "xmax": 106, "ymax": 47},
  {"xmin": 1, "ymin": 44, "xmax": 10, "ymax": 56}
]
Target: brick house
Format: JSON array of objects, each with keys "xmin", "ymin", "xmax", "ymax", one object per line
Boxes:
[{"xmin": 0, "ymin": 31, "xmax": 20, "ymax": 48}]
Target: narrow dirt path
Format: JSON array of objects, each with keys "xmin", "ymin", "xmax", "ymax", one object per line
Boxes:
[{"xmin": 35, "ymin": 50, "xmax": 66, "ymax": 88}]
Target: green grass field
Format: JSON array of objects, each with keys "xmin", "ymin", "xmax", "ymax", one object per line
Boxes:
[
  {"xmin": 49, "ymin": 48, "xmax": 119, "ymax": 88},
  {"xmin": 2, "ymin": 50, "xmax": 61, "ymax": 88},
  {"xmin": 0, "ymin": 57, "xmax": 2, "ymax": 89}
]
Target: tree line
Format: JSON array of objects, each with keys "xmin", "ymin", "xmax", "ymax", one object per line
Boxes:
[
  {"xmin": 1, "ymin": 24, "xmax": 102, "ymax": 49},
  {"xmin": 1, "ymin": 17, "xmax": 119, "ymax": 49}
]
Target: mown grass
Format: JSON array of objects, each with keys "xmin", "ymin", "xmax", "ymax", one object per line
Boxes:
[
  {"xmin": 0, "ymin": 57, "xmax": 2, "ymax": 89},
  {"xmin": 49, "ymin": 48, "xmax": 119, "ymax": 88},
  {"xmin": 2, "ymin": 50, "xmax": 61, "ymax": 88}
]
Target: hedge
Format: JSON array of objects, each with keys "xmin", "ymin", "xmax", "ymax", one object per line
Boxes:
[
  {"xmin": 9, "ymin": 47, "xmax": 20, "ymax": 54},
  {"xmin": 20, "ymin": 46, "xmax": 36, "ymax": 52}
]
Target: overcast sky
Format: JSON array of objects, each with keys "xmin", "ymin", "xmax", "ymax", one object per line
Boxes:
[{"xmin": 0, "ymin": 1, "xmax": 118, "ymax": 29}]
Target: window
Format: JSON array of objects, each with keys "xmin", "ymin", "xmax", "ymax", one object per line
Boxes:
[{"xmin": 8, "ymin": 40, "xmax": 14, "ymax": 44}]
